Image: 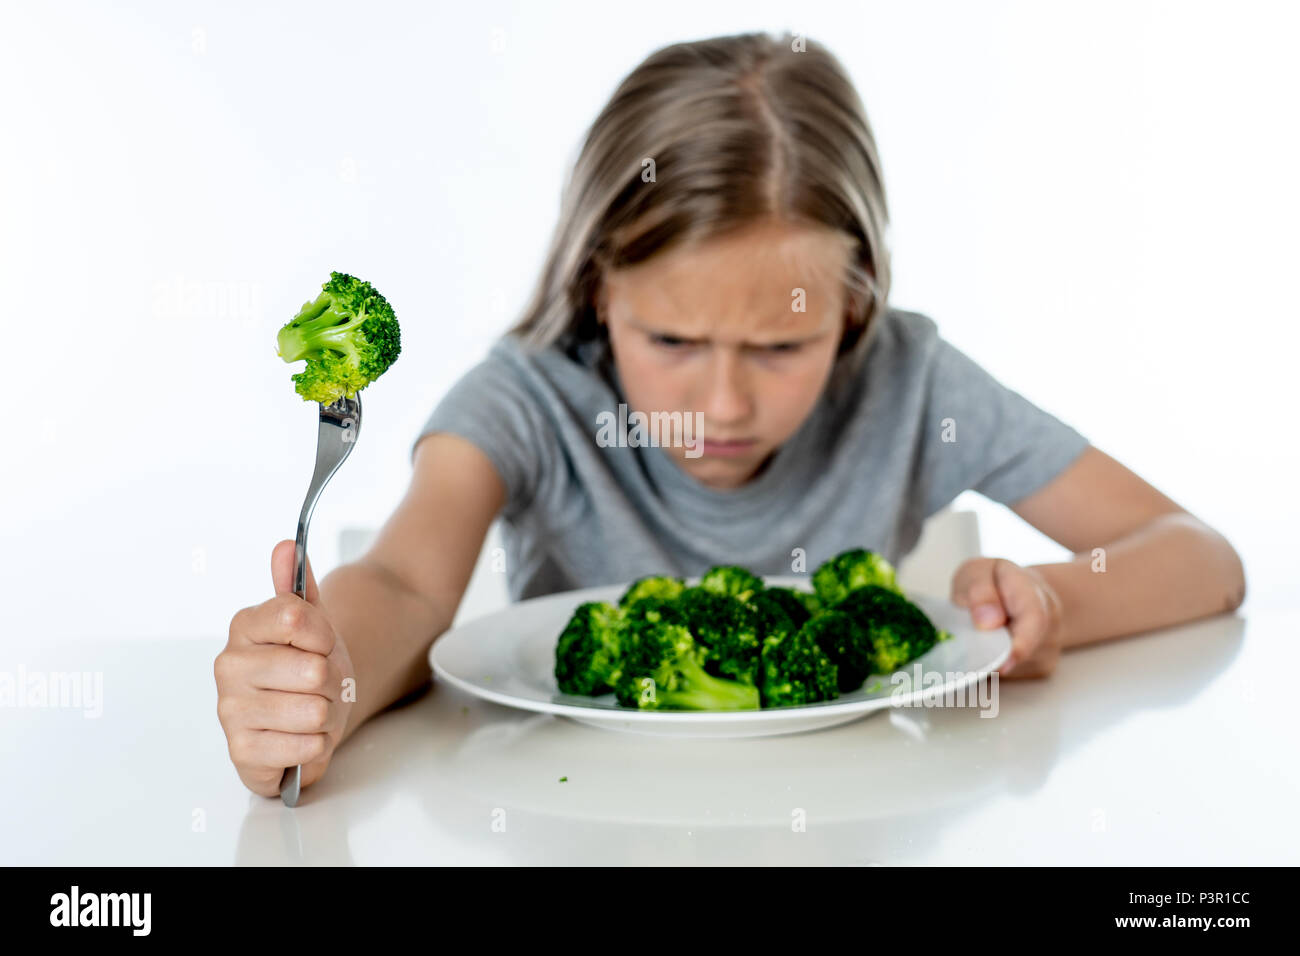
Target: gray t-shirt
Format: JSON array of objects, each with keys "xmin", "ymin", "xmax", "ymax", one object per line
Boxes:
[{"xmin": 412, "ymin": 307, "xmax": 1089, "ymax": 603}]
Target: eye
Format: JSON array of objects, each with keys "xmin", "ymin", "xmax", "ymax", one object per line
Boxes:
[
  {"xmin": 761, "ymin": 342, "xmax": 802, "ymax": 354},
  {"xmin": 649, "ymin": 332, "xmax": 693, "ymax": 349}
]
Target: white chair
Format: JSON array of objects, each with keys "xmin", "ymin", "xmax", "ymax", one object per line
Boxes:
[
  {"xmin": 338, "ymin": 505, "xmax": 981, "ymax": 627},
  {"xmin": 895, "ymin": 505, "xmax": 982, "ymax": 601}
]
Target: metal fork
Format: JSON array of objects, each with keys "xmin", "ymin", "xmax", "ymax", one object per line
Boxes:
[{"xmin": 280, "ymin": 394, "xmax": 361, "ymax": 807}]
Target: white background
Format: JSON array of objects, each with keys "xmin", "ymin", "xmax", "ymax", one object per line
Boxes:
[{"xmin": 2, "ymin": 0, "xmax": 1295, "ymax": 643}]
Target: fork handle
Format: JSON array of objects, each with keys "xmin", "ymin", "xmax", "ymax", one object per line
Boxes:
[
  {"xmin": 279, "ymin": 397, "xmax": 359, "ymax": 808},
  {"xmin": 279, "ymin": 512, "xmax": 311, "ymax": 806},
  {"xmin": 292, "ymin": 505, "xmax": 311, "ymax": 600}
]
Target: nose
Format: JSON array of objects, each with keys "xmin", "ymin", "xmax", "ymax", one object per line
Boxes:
[{"xmin": 701, "ymin": 347, "xmax": 753, "ymax": 427}]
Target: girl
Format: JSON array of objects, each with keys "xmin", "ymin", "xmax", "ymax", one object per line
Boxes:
[{"xmin": 216, "ymin": 32, "xmax": 1246, "ymax": 798}]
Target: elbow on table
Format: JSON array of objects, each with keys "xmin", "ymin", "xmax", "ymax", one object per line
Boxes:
[
  {"xmin": 1199, "ymin": 518, "xmax": 1247, "ymax": 614},
  {"xmin": 1224, "ymin": 546, "xmax": 1247, "ymax": 614}
]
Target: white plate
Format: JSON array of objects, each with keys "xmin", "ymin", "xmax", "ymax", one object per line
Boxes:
[{"xmin": 430, "ymin": 576, "xmax": 1011, "ymax": 737}]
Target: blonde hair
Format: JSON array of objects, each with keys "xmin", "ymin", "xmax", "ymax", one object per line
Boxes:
[{"xmin": 507, "ymin": 31, "xmax": 891, "ymax": 394}]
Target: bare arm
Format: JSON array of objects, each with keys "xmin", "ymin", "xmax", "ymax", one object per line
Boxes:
[
  {"xmin": 1011, "ymin": 445, "xmax": 1247, "ymax": 649},
  {"xmin": 322, "ymin": 432, "xmax": 505, "ymax": 745}
]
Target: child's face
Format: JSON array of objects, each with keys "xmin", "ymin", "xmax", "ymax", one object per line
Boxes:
[{"xmin": 600, "ymin": 218, "xmax": 853, "ymax": 490}]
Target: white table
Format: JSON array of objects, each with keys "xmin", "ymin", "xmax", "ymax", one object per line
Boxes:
[{"xmin": 3, "ymin": 607, "xmax": 1295, "ymax": 865}]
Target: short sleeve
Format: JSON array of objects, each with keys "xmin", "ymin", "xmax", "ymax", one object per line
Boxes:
[
  {"xmin": 916, "ymin": 336, "xmax": 1090, "ymax": 518},
  {"xmin": 410, "ymin": 343, "xmax": 555, "ymax": 522}
]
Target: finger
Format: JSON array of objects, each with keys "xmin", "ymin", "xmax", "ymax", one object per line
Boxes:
[
  {"xmin": 230, "ymin": 645, "xmax": 344, "ymax": 699},
  {"xmin": 952, "ymin": 559, "xmax": 1007, "ymax": 629},
  {"xmin": 238, "ymin": 767, "xmax": 286, "ymax": 799},
  {"xmin": 1002, "ymin": 658, "xmax": 1050, "ymax": 680},
  {"xmin": 299, "ymin": 748, "xmax": 335, "ymax": 789},
  {"xmin": 227, "ymin": 689, "xmax": 337, "ymax": 734},
  {"xmin": 236, "ymin": 595, "xmax": 336, "ymax": 656},
  {"xmin": 272, "ymin": 539, "xmax": 320, "ymax": 605},
  {"xmin": 993, "ymin": 559, "xmax": 1051, "ymax": 630},
  {"xmin": 948, "ymin": 558, "xmax": 991, "ymax": 606},
  {"xmin": 992, "ymin": 563, "xmax": 1050, "ymax": 666},
  {"xmin": 1005, "ymin": 616, "xmax": 1046, "ymax": 666},
  {"xmin": 231, "ymin": 728, "xmax": 330, "ymax": 771},
  {"xmin": 993, "ymin": 560, "xmax": 1051, "ymax": 639}
]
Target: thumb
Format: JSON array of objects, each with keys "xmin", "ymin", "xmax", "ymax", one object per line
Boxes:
[{"xmin": 271, "ymin": 539, "xmax": 320, "ymax": 605}]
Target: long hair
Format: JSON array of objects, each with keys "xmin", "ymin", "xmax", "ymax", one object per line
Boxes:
[{"xmin": 507, "ymin": 31, "xmax": 891, "ymax": 395}]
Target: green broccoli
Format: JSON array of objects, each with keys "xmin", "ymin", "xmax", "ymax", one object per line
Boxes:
[
  {"xmin": 621, "ymin": 594, "xmax": 686, "ymax": 630},
  {"xmin": 792, "ymin": 589, "xmax": 823, "ymax": 617},
  {"xmin": 834, "ymin": 585, "xmax": 944, "ymax": 672},
  {"xmin": 800, "ymin": 609, "xmax": 873, "ymax": 693},
  {"xmin": 811, "ymin": 548, "xmax": 902, "ymax": 606},
  {"xmin": 617, "ymin": 575, "xmax": 686, "ymax": 607},
  {"xmin": 748, "ymin": 587, "xmax": 814, "ymax": 637},
  {"xmin": 698, "ymin": 565, "xmax": 764, "ymax": 602},
  {"xmin": 553, "ymin": 601, "xmax": 624, "ymax": 696},
  {"xmin": 758, "ymin": 626, "xmax": 839, "ymax": 708},
  {"xmin": 552, "ymin": 553, "xmax": 949, "ymax": 710},
  {"xmin": 676, "ymin": 587, "xmax": 762, "ymax": 685},
  {"xmin": 614, "ymin": 621, "xmax": 760, "ymax": 711},
  {"xmin": 276, "ymin": 271, "xmax": 401, "ymax": 404}
]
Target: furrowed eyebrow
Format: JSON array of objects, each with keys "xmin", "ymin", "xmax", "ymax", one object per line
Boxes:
[
  {"xmin": 629, "ymin": 314, "xmax": 829, "ymax": 347},
  {"xmin": 651, "ymin": 331, "xmax": 706, "ymax": 344}
]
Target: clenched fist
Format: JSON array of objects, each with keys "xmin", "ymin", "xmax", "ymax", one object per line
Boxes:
[
  {"xmin": 215, "ymin": 540, "xmax": 356, "ymax": 797},
  {"xmin": 950, "ymin": 557, "xmax": 1065, "ymax": 679}
]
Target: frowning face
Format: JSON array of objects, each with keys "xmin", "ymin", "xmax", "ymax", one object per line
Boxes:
[{"xmin": 599, "ymin": 218, "xmax": 855, "ymax": 490}]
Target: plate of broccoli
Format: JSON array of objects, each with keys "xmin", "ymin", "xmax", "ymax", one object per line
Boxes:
[{"xmin": 430, "ymin": 549, "xmax": 1011, "ymax": 737}]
